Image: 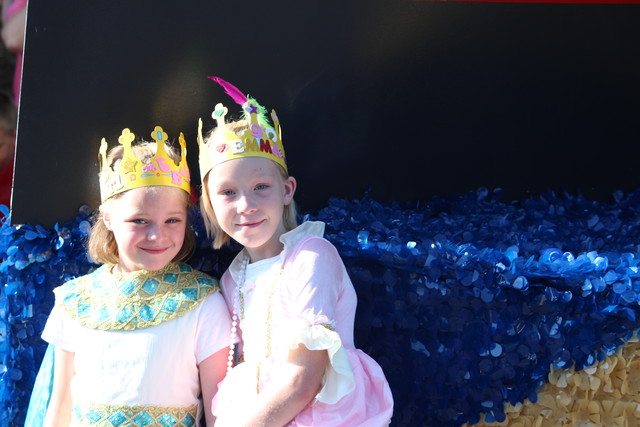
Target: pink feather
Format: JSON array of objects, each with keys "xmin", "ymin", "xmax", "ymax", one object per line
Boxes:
[{"xmin": 208, "ymin": 76, "xmax": 248, "ymax": 106}]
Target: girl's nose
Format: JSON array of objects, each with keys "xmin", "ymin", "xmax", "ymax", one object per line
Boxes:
[
  {"xmin": 237, "ymin": 194, "xmax": 256, "ymax": 214},
  {"xmin": 147, "ymin": 224, "xmax": 162, "ymax": 240}
]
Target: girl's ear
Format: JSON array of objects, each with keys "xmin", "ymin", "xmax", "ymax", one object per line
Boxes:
[
  {"xmin": 100, "ymin": 205, "xmax": 113, "ymax": 230},
  {"xmin": 283, "ymin": 176, "xmax": 297, "ymax": 206}
]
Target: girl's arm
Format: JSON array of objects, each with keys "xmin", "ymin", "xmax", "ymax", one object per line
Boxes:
[
  {"xmin": 233, "ymin": 344, "xmax": 328, "ymax": 427},
  {"xmin": 44, "ymin": 347, "xmax": 75, "ymax": 427},
  {"xmin": 199, "ymin": 347, "xmax": 229, "ymax": 427}
]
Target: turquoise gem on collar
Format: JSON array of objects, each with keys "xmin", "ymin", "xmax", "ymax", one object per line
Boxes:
[
  {"xmin": 158, "ymin": 413, "xmax": 179, "ymax": 426},
  {"xmin": 138, "ymin": 305, "xmax": 157, "ymax": 322},
  {"xmin": 162, "ymin": 298, "xmax": 179, "ymax": 313},
  {"xmin": 133, "ymin": 411, "xmax": 154, "ymax": 425},
  {"xmin": 78, "ymin": 303, "xmax": 91, "ymax": 318},
  {"xmin": 119, "ymin": 280, "xmax": 137, "ymax": 297},
  {"xmin": 107, "ymin": 411, "xmax": 127, "ymax": 426},
  {"xmin": 116, "ymin": 307, "xmax": 134, "ymax": 323},
  {"xmin": 182, "ymin": 413, "xmax": 196, "ymax": 427},
  {"xmin": 85, "ymin": 409, "xmax": 103, "ymax": 423},
  {"xmin": 56, "ymin": 263, "xmax": 219, "ymax": 331},
  {"xmin": 163, "ymin": 273, "xmax": 178, "ymax": 284},
  {"xmin": 142, "ymin": 278, "xmax": 160, "ymax": 295},
  {"xmin": 182, "ymin": 288, "xmax": 198, "ymax": 301}
]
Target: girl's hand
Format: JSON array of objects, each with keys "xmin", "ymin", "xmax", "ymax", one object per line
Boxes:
[
  {"xmin": 214, "ymin": 361, "xmax": 260, "ymax": 425},
  {"xmin": 220, "ymin": 345, "xmax": 328, "ymax": 427}
]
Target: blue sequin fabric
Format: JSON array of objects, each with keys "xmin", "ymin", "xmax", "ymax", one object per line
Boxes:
[{"xmin": 3, "ymin": 188, "xmax": 640, "ymax": 426}]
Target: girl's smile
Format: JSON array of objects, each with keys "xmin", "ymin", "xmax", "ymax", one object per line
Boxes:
[
  {"xmin": 237, "ymin": 219, "xmax": 265, "ymax": 228},
  {"xmin": 141, "ymin": 247, "xmax": 169, "ymax": 254}
]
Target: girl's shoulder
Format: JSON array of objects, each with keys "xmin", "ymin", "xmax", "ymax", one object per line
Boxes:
[
  {"xmin": 286, "ymin": 234, "xmax": 340, "ymax": 265},
  {"xmin": 282, "ymin": 221, "xmax": 339, "ymax": 260}
]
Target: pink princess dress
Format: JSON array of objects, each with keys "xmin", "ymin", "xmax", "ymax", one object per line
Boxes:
[{"xmin": 212, "ymin": 221, "xmax": 393, "ymax": 426}]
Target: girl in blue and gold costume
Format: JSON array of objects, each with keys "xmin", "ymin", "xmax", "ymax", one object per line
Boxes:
[{"xmin": 38, "ymin": 127, "xmax": 232, "ymax": 426}]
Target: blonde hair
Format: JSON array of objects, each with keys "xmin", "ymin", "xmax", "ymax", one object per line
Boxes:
[
  {"xmin": 87, "ymin": 141, "xmax": 196, "ymax": 264},
  {"xmin": 199, "ymin": 121, "xmax": 298, "ymax": 249}
]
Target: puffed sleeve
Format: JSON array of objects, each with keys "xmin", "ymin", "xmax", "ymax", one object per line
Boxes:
[
  {"xmin": 41, "ymin": 303, "xmax": 78, "ymax": 352},
  {"xmin": 282, "ymin": 237, "xmax": 355, "ymax": 404}
]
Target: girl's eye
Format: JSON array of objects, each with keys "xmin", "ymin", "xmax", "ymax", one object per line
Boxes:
[
  {"xmin": 166, "ymin": 218, "xmax": 180, "ymax": 224},
  {"xmin": 255, "ymin": 184, "xmax": 268, "ymax": 191},
  {"xmin": 221, "ymin": 190, "xmax": 235, "ymax": 196},
  {"xmin": 131, "ymin": 219, "xmax": 146, "ymax": 224}
]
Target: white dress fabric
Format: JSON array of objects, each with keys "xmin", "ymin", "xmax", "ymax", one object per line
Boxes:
[{"xmin": 42, "ymin": 265, "xmax": 232, "ymax": 423}]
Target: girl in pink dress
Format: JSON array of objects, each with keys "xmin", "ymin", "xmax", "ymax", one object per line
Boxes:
[{"xmin": 198, "ymin": 77, "xmax": 394, "ymax": 427}]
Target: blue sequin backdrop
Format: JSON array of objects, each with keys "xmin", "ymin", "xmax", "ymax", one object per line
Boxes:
[{"xmin": 2, "ymin": 188, "xmax": 640, "ymax": 426}]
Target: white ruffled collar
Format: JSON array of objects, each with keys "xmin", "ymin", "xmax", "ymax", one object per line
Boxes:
[{"xmin": 228, "ymin": 221, "xmax": 325, "ymax": 283}]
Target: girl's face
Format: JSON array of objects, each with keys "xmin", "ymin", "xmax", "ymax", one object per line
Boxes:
[
  {"xmin": 206, "ymin": 157, "xmax": 296, "ymax": 262},
  {"xmin": 101, "ymin": 186, "xmax": 188, "ymax": 273}
]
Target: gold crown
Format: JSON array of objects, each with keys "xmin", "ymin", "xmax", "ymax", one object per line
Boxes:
[
  {"xmin": 98, "ymin": 126, "xmax": 191, "ymax": 202},
  {"xmin": 198, "ymin": 78, "xmax": 287, "ymax": 181}
]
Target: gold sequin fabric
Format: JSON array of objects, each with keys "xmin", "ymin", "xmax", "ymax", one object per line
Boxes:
[
  {"xmin": 71, "ymin": 402, "xmax": 198, "ymax": 426},
  {"xmin": 56, "ymin": 263, "xmax": 219, "ymax": 331},
  {"xmin": 467, "ymin": 336, "xmax": 640, "ymax": 426}
]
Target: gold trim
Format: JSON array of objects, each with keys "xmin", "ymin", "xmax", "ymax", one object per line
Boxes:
[
  {"xmin": 72, "ymin": 402, "xmax": 198, "ymax": 426},
  {"xmin": 56, "ymin": 263, "xmax": 219, "ymax": 331}
]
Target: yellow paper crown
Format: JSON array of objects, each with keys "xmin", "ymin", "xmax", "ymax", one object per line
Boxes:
[
  {"xmin": 198, "ymin": 78, "xmax": 287, "ymax": 181},
  {"xmin": 99, "ymin": 126, "xmax": 191, "ymax": 202}
]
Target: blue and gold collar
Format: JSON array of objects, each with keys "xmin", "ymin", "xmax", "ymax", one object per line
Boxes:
[{"xmin": 55, "ymin": 263, "xmax": 219, "ymax": 331}]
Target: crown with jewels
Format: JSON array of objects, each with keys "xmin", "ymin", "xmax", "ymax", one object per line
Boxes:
[
  {"xmin": 198, "ymin": 76, "xmax": 287, "ymax": 181},
  {"xmin": 98, "ymin": 126, "xmax": 191, "ymax": 202}
]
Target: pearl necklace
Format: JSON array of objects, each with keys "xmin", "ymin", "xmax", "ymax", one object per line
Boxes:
[
  {"xmin": 227, "ymin": 254, "xmax": 283, "ymax": 377},
  {"xmin": 227, "ymin": 256, "xmax": 249, "ymax": 373}
]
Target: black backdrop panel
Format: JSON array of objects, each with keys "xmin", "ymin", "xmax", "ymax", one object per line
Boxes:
[{"xmin": 12, "ymin": 0, "xmax": 640, "ymax": 226}]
